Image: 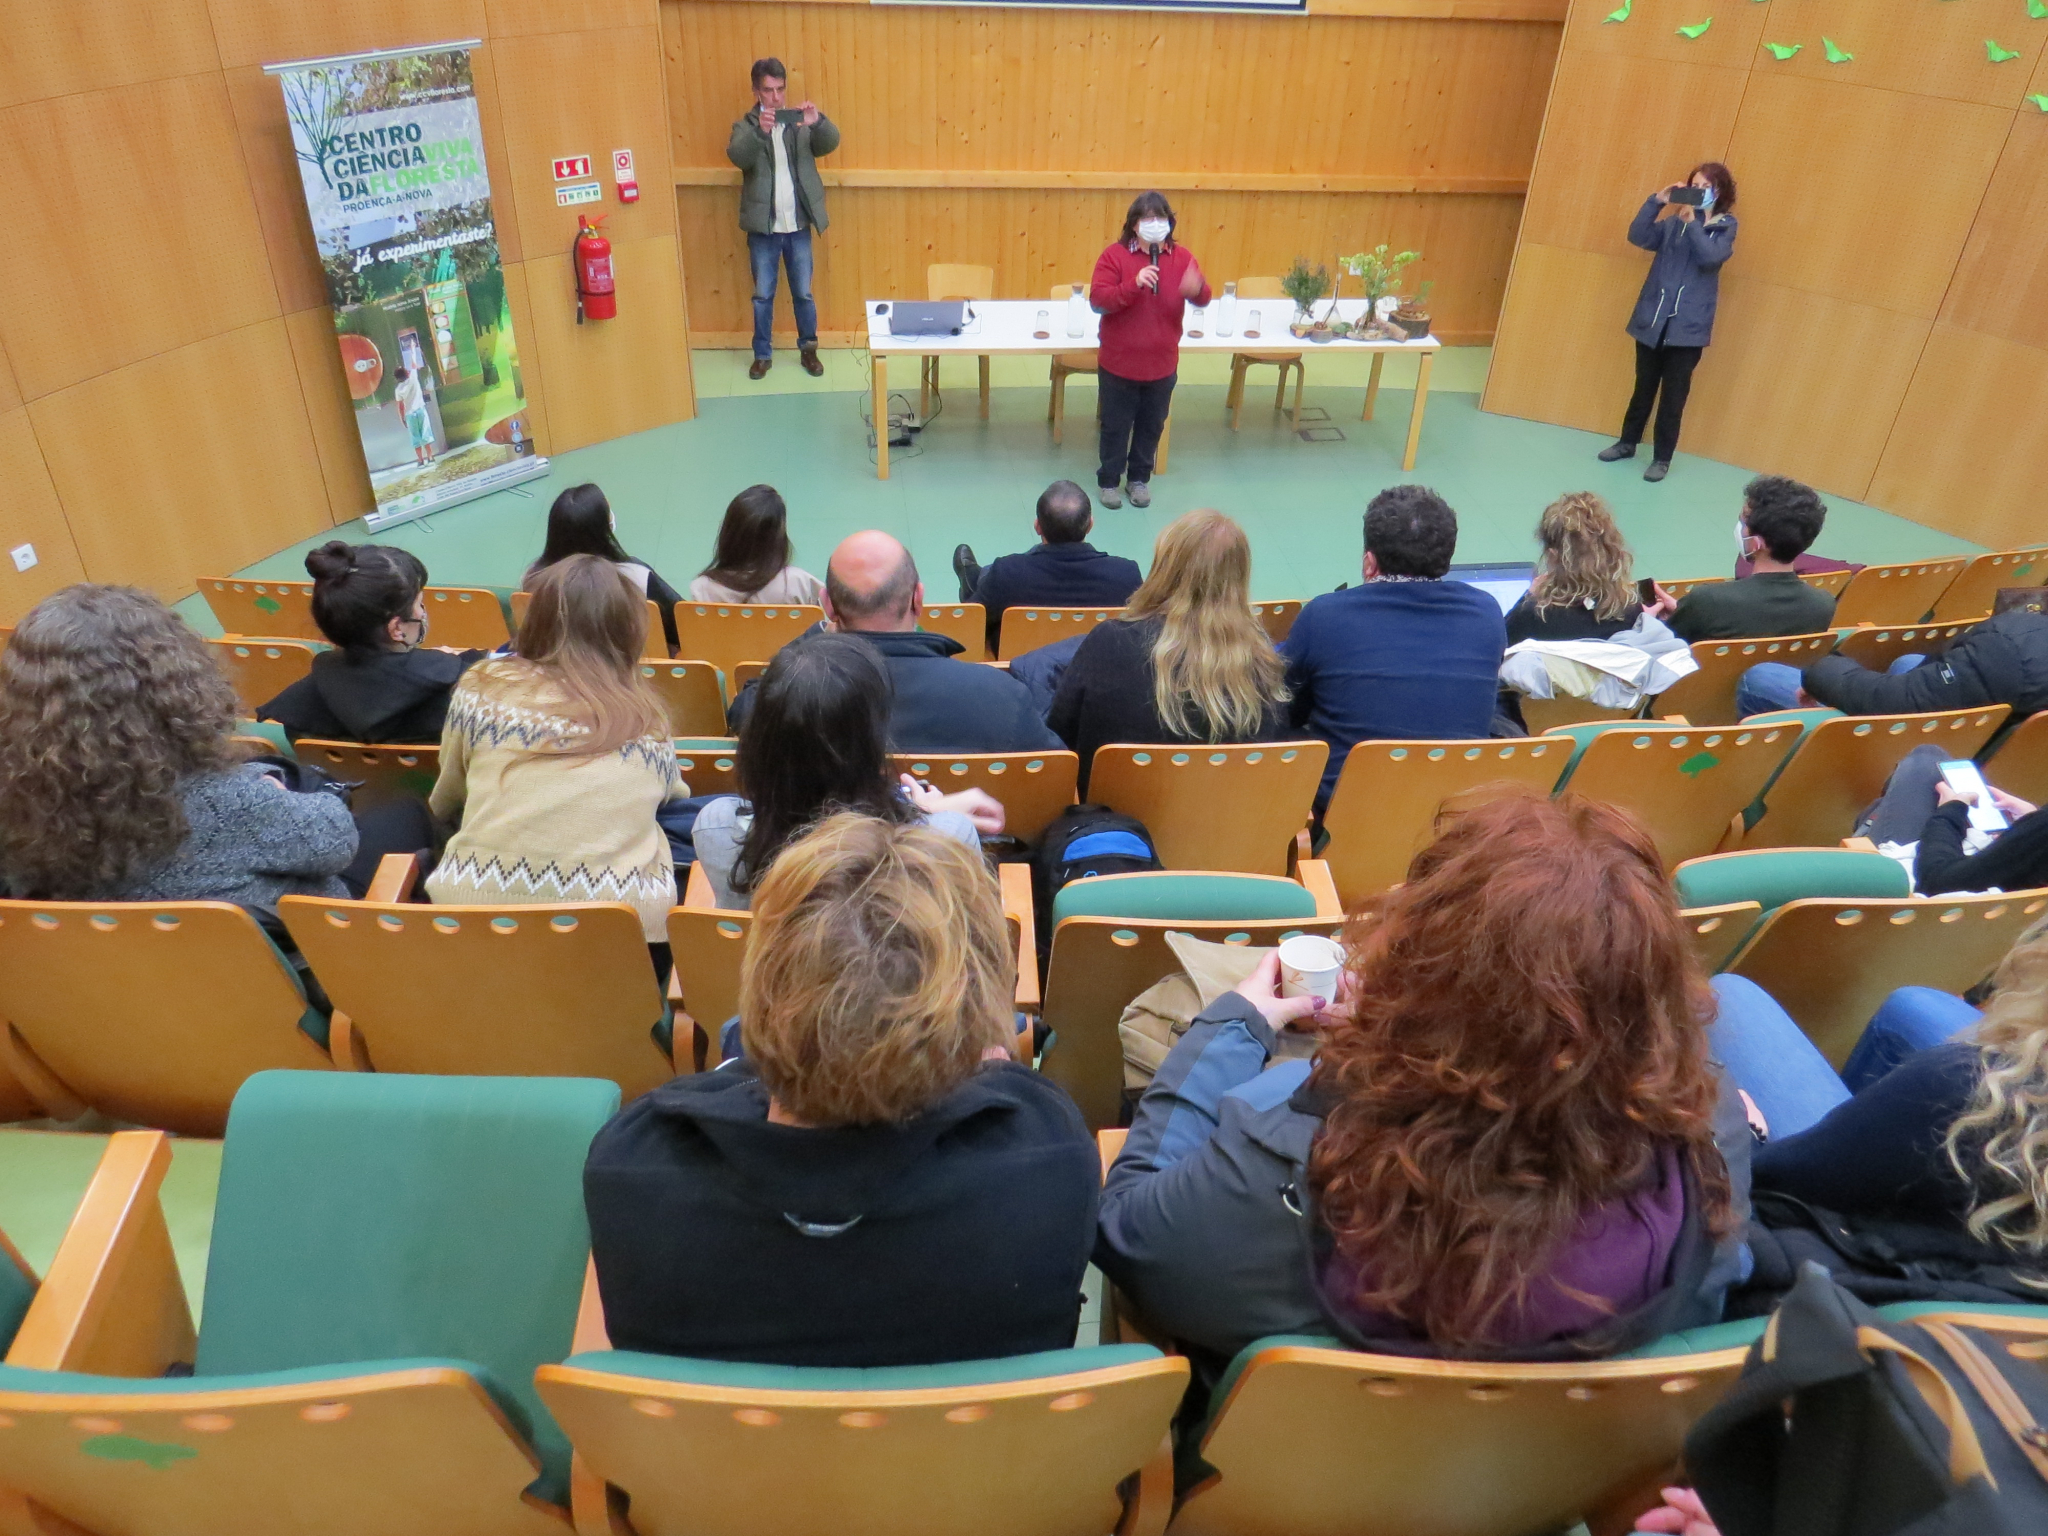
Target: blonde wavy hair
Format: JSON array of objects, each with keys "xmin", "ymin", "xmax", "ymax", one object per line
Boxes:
[
  {"xmin": 1125, "ymin": 510, "xmax": 1287, "ymax": 740},
  {"xmin": 510, "ymin": 554, "xmax": 669, "ymax": 756},
  {"xmin": 1530, "ymin": 492, "xmax": 1636, "ymax": 622},
  {"xmin": 740, "ymin": 812, "xmax": 1014, "ymax": 1125},
  {"xmin": 1946, "ymin": 919, "xmax": 2048, "ymax": 1257}
]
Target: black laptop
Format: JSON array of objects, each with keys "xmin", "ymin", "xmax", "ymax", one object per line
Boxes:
[{"xmin": 885, "ymin": 300, "xmax": 967, "ymax": 336}]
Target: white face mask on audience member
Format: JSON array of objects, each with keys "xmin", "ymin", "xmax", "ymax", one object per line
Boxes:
[
  {"xmin": 1137, "ymin": 219, "xmax": 1171, "ymax": 246},
  {"xmin": 1735, "ymin": 520, "xmax": 1756, "ymax": 561}
]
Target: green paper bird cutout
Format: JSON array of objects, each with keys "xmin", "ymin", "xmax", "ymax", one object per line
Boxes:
[
  {"xmin": 1823, "ymin": 36, "xmax": 1854, "ymax": 62},
  {"xmin": 1988, "ymin": 39, "xmax": 2023, "ymax": 61},
  {"xmin": 1603, "ymin": 0, "xmax": 1630, "ymax": 22},
  {"xmin": 2030, "ymin": 93, "xmax": 2048, "ymax": 111},
  {"xmin": 1677, "ymin": 17, "xmax": 1713, "ymax": 37},
  {"xmin": 1765, "ymin": 41, "xmax": 1802, "ymax": 58},
  {"xmin": 2031, "ymin": 0, "xmax": 2048, "ymax": 19}
]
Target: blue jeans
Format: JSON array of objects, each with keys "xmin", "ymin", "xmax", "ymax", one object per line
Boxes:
[
  {"xmin": 1706, "ymin": 973, "xmax": 1979, "ymax": 1138},
  {"xmin": 748, "ymin": 230, "xmax": 817, "ymax": 361},
  {"xmin": 1735, "ymin": 654, "xmax": 1923, "ymax": 719}
]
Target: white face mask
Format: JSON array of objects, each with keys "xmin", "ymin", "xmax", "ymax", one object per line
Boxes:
[
  {"xmin": 1136, "ymin": 219, "xmax": 1171, "ymax": 246},
  {"xmin": 1735, "ymin": 520, "xmax": 1754, "ymax": 559}
]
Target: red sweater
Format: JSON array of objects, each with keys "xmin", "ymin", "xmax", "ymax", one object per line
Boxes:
[{"xmin": 1090, "ymin": 239, "xmax": 1212, "ymax": 382}]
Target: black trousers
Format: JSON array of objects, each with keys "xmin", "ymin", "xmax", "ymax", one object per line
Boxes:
[
  {"xmin": 1620, "ymin": 341, "xmax": 1704, "ymax": 463},
  {"xmin": 1098, "ymin": 368, "xmax": 1176, "ymax": 488},
  {"xmin": 340, "ymin": 797, "xmax": 437, "ymax": 897}
]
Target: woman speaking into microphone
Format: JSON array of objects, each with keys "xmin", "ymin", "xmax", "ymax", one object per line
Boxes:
[
  {"xmin": 1088, "ymin": 192, "xmax": 1209, "ymax": 509},
  {"xmin": 1598, "ymin": 162, "xmax": 1737, "ymax": 483}
]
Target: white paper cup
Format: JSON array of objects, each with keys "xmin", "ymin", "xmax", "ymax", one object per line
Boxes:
[{"xmin": 1277, "ymin": 934, "xmax": 1345, "ymax": 1002}]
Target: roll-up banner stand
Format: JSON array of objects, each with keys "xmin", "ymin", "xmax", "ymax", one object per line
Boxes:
[{"xmin": 267, "ymin": 41, "xmax": 546, "ymax": 531}]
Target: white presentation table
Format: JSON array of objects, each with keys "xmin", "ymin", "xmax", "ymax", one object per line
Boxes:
[{"xmin": 863, "ymin": 297, "xmax": 1440, "ymax": 479}]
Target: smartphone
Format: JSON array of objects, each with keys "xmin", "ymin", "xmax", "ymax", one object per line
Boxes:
[
  {"xmin": 1939, "ymin": 759, "xmax": 2008, "ymax": 833},
  {"xmin": 1668, "ymin": 186, "xmax": 1706, "ymax": 206},
  {"xmin": 1637, "ymin": 577, "xmax": 1659, "ymax": 605}
]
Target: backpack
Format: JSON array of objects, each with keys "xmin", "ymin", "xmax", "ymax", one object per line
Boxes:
[
  {"xmin": 1686, "ymin": 1262, "xmax": 2048, "ymax": 1536},
  {"xmin": 1030, "ymin": 804, "xmax": 1163, "ymax": 953}
]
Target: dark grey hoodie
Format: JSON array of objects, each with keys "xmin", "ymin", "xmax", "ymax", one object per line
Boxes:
[{"xmin": 258, "ymin": 645, "xmax": 482, "ymax": 744}]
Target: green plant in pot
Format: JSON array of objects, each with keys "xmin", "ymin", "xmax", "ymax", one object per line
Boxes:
[
  {"xmin": 1341, "ymin": 244, "xmax": 1422, "ymax": 333},
  {"xmin": 1393, "ymin": 278, "xmax": 1435, "ymax": 334},
  {"xmin": 1281, "ymin": 258, "xmax": 1332, "ymax": 339}
]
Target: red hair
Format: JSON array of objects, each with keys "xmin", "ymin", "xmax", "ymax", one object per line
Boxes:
[{"xmin": 1306, "ymin": 791, "xmax": 1733, "ymax": 1350}]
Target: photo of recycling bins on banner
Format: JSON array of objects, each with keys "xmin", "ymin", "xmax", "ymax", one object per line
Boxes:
[{"xmin": 269, "ymin": 40, "xmax": 547, "ymax": 530}]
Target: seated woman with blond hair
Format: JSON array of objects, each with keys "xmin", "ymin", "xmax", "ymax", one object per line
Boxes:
[
  {"xmin": 584, "ymin": 812, "xmax": 1097, "ymax": 1364},
  {"xmin": 1097, "ymin": 792, "xmax": 1749, "ymax": 1382}
]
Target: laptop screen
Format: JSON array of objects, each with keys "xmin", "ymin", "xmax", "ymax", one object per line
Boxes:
[{"xmin": 1449, "ymin": 561, "xmax": 1533, "ymax": 616}]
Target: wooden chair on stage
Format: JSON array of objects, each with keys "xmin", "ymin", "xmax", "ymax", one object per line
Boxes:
[
  {"xmin": 1046, "ymin": 283, "xmax": 1100, "ymax": 446},
  {"xmin": 892, "ymin": 750, "xmax": 1079, "ymax": 843},
  {"xmin": 926, "ymin": 263, "xmax": 996, "ymax": 419},
  {"xmin": 206, "ymin": 637, "xmax": 319, "ymax": 716},
  {"xmin": 1088, "ymin": 742, "xmax": 1327, "ymax": 876},
  {"xmin": 1226, "ymin": 276, "xmax": 1306, "ymax": 432},
  {"xmin": 996, "ymin": 605, "xmax": 1123, "ymax": 661},
  {"xmin": 1652, "ymin": 632, "xmax": 1838, "ymax": 726},
  {"xmin": 919, "ymin": 602, "xmax": 989, "ymax": 660},
  {"xmin": 1931, "ymin": 545, "xmax": 2048, "ymax": 621},
  {"xmin": 640, "ymin": 659, "xmax": 729, "ymax": 737},
  {"xmin": 1832, "ymin": 557, "xmax": 1969, "ymax": 627}
]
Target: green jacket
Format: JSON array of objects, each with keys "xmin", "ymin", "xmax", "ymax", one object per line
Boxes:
[{"xmin": 726, "ymin": 106, "xmax": 840, "ymax": 234}]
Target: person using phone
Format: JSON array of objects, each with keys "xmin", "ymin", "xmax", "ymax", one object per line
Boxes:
[
  {"xmin": 1595, "ymin": 163, "xmax": 1738, "ymax": 483},
  {"xmin": 728, "ymin": 57, "xmax": 838, "ymax": 381},
  {"xmin": 1087, "ymin": 191, "xmax": 1210, "ymax": 510},
  {"xmin": 1853, "ymin": 743, "xmax": 2048, "ymax": 895}
]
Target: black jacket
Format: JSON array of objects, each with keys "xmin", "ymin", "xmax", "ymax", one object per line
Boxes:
[
  {"xmin": 1804, "ymin": 610, "xmax": 2048, "ymax": 719},
  {"xmin": 731, "ymin": 629, "xmax": 1062, "ymax": 754},
  {"xmin": 258, "ymin": 646, "xmax": 482, "ymax": 744},
  {"xmin": 1502, "ymin": 596, "xmax": 1644, "ymax": 647},
  {"xmin": 1916, "ymin": 800, "xmax": 2048, "ymax": 895},
  {"xmin": 1048, "ymin": 617, "xmax": 1288, "ymax": 797},
  {"xmin": 584, "ymin": 1059, "xmax": 1098, "ymax": 1365},
  {"xmin": 971, "ymin": 542, "xmax": 1144, "ymax": 656}
]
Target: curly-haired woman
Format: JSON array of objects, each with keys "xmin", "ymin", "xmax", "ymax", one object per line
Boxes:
[
  {"xmin": 1503, "ymin": 491, "xmax": 1669, "ymax": 646},
  {"xmin": 1096, "ymin": 791, "xmax": 1749, "ymax": 1380},
  {"xmin": 0, "ymin": 585, "xmax": 425, "ymax": 908}
]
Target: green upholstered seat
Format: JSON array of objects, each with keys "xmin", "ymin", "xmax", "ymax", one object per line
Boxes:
[
  {"xmin": 567, "ymin": 1343, "xmax": 1163, "ymax": 1391},
  {"xmin": 1616, "ymin": 1317, "xmax": 1769, "ymax": 1356},
  {"xmin": 232, "ymin": 718, "xmax": 295, "ymax": 756},
  {"xmin": 1875, "ymin": 1301, "xmax": 2048, "ymax": 1322},
  {"xmin": 1052, "ymin": 871, "xmax": 1319, "ymax": 926},
  {"xmin": 1674, "ymin": 848, "xmax": 1910, "ymax": 914},
  {"xmin": 194, "ymin": 1070, "xmax": 620, "ymax": 1496}
]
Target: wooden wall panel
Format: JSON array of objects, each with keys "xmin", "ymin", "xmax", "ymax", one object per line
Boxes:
[
  {"xmin": 1750, "ymin": 0, "xmax": 2048, "ymax": 109},
  {"xmin": 0, "ymin": 409, "xmax": 89, "ymax": 626},
  {"xmin": 203, "ymin": 0, "xmax": 489, "ymax": 71},
  {"xmin": 0, "ymin": 0, "xmax": 222, "ymax": 108},
  {"xmin": 1480, "ymin": 242, "xmax": 1641, "ymax": 433},
  {"xmin": 0, "ymin": 341, "xmax": 19, "ymax": 416},
  {"xmin": 1557, "ymin": 0, "xmax": 1769, "ymax": 69},
  {"xmin": 282, "ymin": 305, "xmax": 375, "ymax": 526},
  {"xmin": 522, "ymin": 238, "xmax": 698, "ymax": 450},
  {"xmin": 1943, "ymin": 108, "xmax": 2048, "ymax": 352},
  {"xmin": 487, "ymin": 0, "xmax": 661, "ymax": 36}
]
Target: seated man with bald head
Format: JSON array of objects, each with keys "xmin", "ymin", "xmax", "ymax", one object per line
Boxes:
[{"xmin": 730, "ymin": 531, "xmax": 1061, "ymax": 754}]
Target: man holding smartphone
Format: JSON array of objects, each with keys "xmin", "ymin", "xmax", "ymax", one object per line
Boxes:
[
  {"xmin": 728, "ymin": 58, "xmax": 839, "ymax": 381},
  {"xmin": 1852, "ymin": 744, "xmax": 2048, "ymax": 896}
]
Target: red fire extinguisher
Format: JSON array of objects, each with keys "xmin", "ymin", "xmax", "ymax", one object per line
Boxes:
[{"xmin": 573, "ymin": 214, "xmax": 615, "ymax": 324}]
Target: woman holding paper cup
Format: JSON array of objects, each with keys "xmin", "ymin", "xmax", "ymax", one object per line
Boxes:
[{"xmin": 1095, "ymin": 792, "xmax": 1748, "ymax": 1377}]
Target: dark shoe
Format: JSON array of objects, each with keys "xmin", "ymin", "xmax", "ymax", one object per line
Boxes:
[
  {"xmin": 1127, "ymin": 482, "xmax": 1151, "ymax": 508},
  {"xmin": 1643, "ymin": 460, "xmax": 1670, "ymax": 482},
  {"xmin": 1597, "ymin": 441, "xmax": 1636, "ymax": 462},
  {"xmin": 748, "ymin": 358, "xmax": 771, "ymax": 380},
  {"xmin": 800, "ymin": 347, "xmax": 824, "ymax": 377},
  {"xmin": 1098, "ymin": 484, "xmax": 1123, "ymax": 510},
  {"xmin": 952, "ymin": 544, "xmax": 980, "ymax": 603}
]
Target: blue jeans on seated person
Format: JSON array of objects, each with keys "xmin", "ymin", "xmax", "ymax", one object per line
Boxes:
[
  {"xmin": 1735, "ymin": 653, "xmax": 1924, "ymax": 719},
  {"xmin": 748, "ymin": 230, "xmax": 817, "ymax": 362},
  {"xmin": 1706, "ymin": 973, "xmax": 1979, "ymax": 1139}
]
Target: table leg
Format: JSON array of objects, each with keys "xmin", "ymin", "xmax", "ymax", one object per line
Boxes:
[
  {"xmin": 874, "ymin": 353, "xmax": 890, "ymax": 480},
  {"xmin": 1363, "ymin": 353, "xmax": 1384, "ymax": 422},
  {"xmin": 1401, "ymin": 350, "xmax": 1434, "ymax": 472},
  {"xmin": 979, "ymin": 356, "xmax": 990, "ymax": 420},
  {"xmin": 919, "ymin": 357, "xmax": 931, "ymax": 424}
]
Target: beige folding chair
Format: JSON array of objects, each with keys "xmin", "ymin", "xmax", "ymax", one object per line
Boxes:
[
  {"xmin": 1319, "ymin": 738, "xmax": 1573, "ymax": 909},
  {"xmin": 1652, "ymin": 632, "xmax": 1838, "ymax": 726},
  {"xmin": 1251, "ymin": 599, "xmax": 1304, "ymax": 644},
  {"xmin": 198, "ymin": 576, "xmax": 323, "ymax": 640},
  {"xmin": 671, "ymin": 603, "xmax": 822, "ymax": 680},
  {"xmin": 926, "ymin": 262, "xmax": 995, "ymax": 420},
  {"xmin": 1519, "ymin": 696, "xmax": 1641, "ymax": 734},
  {"xmin": 1227, "ymin": 277, "xmax": 1306, "ymax": 431},
  {"xmin": 676, "ymin": 740, "xmax": 741, "ymax": 798},
  {"xmin": 205, "ymin": 637, "xmax": 319, "ymax": 716},
  {"xmin": 1681, "ymin": 902, "xmax": 1763, "ymax": 972},
  {"xmin": 1656, "ymin": 575, "xmax": 1726, "ymax": 601},
  {"xmin": 1988, "ymin": 710, "xmax": 2048, "ymax": 802},
  {"xmin": 418, "ymin": 586, "xmax": 511, "ymax": 650},
  {"xmin": 1089, "ymin": 742, "xmax": 1327, "ymax": 875},
  {"xmin": 919, "ymin": 602, "xmax": 989, "ymax": 661},
  {"xmin": 1726, "ymin": 889, "xmax": 2048, "ymax": 1066},
  {"xmin": 1046, "ymin": 283, "xmax": 1100, "ymax": 446},
  {"xmin": 996, "ymin": 605, "xmax": 1123, "ymax": 661},
  {"xmin": 293, "ymin": 740, "xmax": 440, "ymax": 810},
  {"xmin": 1930, "ymin": 545, "xmax": 2048, "ymax": 621},
  {"xmin": 640, "ymin": 660, "xmax": 729, "ymax": 737},
  {"xmin": 1831, "ymin": 557, "xmax": 1969, "ymax": 627},
  {"xmin": 1798, "ymin": 567, "xmax": 1856, "ymax": 597},
  {"xmin": 1562, "ymin": 723, "xmax": 1803, "ymax": 872},
  {"xmin": 513, "ymin": 591, "xmax": 666, "ymax": 654},
  {"xmin": 1833, "ymin": 620, "xmax": 1980, "ymax": 673},
  {"xmin": 893, "ymin": 750, "xmax": 1079, "ymax": 843},
  {"xmin": 1741, "ymin": 706, "xmax": 2011, "ymax": 850}
]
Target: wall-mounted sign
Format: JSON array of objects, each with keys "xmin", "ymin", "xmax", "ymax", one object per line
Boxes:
[
  {"xmin": 613, "ymin": 147, "xmax": 638, "ymax": 204},
  {"xmin": 552, "ymin": 155, "xmax": 592, "ymax": 180},
  {"xmin": 556, "ymin": 180, "xmax": 603, "ymax": 206}
]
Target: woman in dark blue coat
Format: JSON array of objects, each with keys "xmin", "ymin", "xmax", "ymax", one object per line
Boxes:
[{"xmin": 1598, "ymin": 162, "xmax": 1738, "ymax": 482}]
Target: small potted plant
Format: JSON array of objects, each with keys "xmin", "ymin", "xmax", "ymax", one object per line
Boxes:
[
  {"xmin": 1281, "ymin": 258, "xmax": 1331, "ymax": 339},
  {"xmin": 1393, "ymin": 279, "xmax": 1435, "ymax": 335},
  {"xmin": 1341, "ymin": 244, "xmax": 1422, "ymax": 335}
]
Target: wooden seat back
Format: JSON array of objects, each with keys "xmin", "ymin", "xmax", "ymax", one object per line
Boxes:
[
  {"xmin": 1652, "ymin": 632, "xmax": 1838, "ymax": 726},
  {"xmin": 1042, "ymin": 914, "xmax": 1343, "ymax": 1129},
  {"xmin": 928, "ymin": 262, "xmax": 995, "ymax": 301},
  {"xmin": 278, "ymin": 897, "xmax": 674, "ymax": 1094},
  {"xmin": 1929, "ymin": 545, "xmax": 2048, "ymax": 621},
  {"xmin": 1729, "ymin": 890, "xmax": 2048, "ymax": 1066},
  {"xmin": 1088, "ymin": 742, "xmax": 1327, "ymax": 875},
  {"xmin": 198, "ymin": 576, "xmax": 322, "ymax": 640},
  {"xmin": 512, "ymin": 590, "xmax": 665, "ymax": 650},
  {"xmin": 919, "ymin": 602, "xmax": 989, "ymax": 660},
  {"xmin": 671, "ymin": 603, "xmax": 822, "ymax": 678},
  {"xmin": 1832, "ymin": 557, "xmax": 1970, "ymax": 627},
  {"xmin": 419, "ymin": 586, "xmax": 511, "ymax": 650},
  {"xmin": 1171, "ymin": 1338, "xmax": 1749, "ymax": 1536},
  {"xmin": 1518, "ymin": 695, "xmax": 1640, "ymax": 734},
  {"xmin": 640, "ymin": 660, "xmax": 728, "ymax": 737},
  {"xmin": 668, "ymin": 904, "xmax": 751, "ymax": 1052},
  {"xmin": 1251, "ymin": 599, "xmax": 1303, "ymax": 644},
  {"xmin": 1989, "ymin": 710, "xmax": 2048, "ymax": 803},
  {"xmin": 1564, "ymin": 723, "xmax": 1803, "ymax": 872},
  {"xmin": 1655, "ymin": 575, "xmax": 1725, "ymax": 600},
  {"xmin": 0, "ymin": 901, "xmax": 331, "ymax": 1135},
  {"xmin": 1681, "ymin": 902, "xmax": 1763, "ymax": 972},
  {"xmin": 996, "ymin": 605, "xmax": 1122, "ymax": 661},
  {"xmin": 892, "ymin": 750, "xmax": 1079, "ymax": 843},
  {"xmin": 535, "ymin": 1350, "xmax": 1188, "ymax": 1536},
  {"xmin": 206, "ymin": 637, "xmax": 319, "ymax": 716},
  {"xmin": 675, "ymin": 740, "xmax": 741, "ymax": 798},
  {"xmin": 1742, "ymin": 706, "xmax": 2012, "ymax": 850},
  {"xmin": 1320, "ymin": 738, "xmax": 1573, "ymax": 908},
  {"xmin": 1834, "ymin": 620, "xmax": 1979, "ymax": 673},
  {"xmin": 293, "ymin": 740, "xmax": 439, "ymax": 810},
  {"xmin": 1798, "ymin": 567, "xmax": 1857, "ymax": 596}
]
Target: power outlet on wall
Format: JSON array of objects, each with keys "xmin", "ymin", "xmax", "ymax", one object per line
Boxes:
[{"xmin": 9, "ymin": 544, "xmax": 34, "ymax": 573}]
